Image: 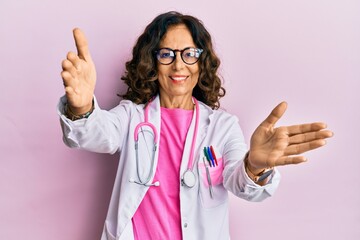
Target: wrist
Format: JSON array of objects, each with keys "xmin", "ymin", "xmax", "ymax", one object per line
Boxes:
[
  {"xmin": 244, "ymin": 152, "xmax": 274, "ymax": 183},
  {"xmin": 65, "ymin": 100, "xmax": 94, "ymax": 121},
  {"xmin": 246, "ymin": 152, "xmax": 266, "ymax": 175}
]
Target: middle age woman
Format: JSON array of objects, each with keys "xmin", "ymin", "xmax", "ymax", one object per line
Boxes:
[{"xmin": 59, "ymin": 11, "xmax": 333, "ymax": 240}]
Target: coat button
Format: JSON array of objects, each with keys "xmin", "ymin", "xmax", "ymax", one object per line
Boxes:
[{"xmin": 184, "ymin": 223, "xmax": 188, "ymax": 228}]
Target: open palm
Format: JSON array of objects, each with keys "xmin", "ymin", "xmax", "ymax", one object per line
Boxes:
[{"xmin": 248, "ymin": 102, "xmax": 333, "ymax": 172}]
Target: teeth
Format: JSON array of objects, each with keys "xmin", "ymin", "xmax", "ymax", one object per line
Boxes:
[{"xmin": 171, "ymin": 76, "xmax": 187, "ymax": 81}]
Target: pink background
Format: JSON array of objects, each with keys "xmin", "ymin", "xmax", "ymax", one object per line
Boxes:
[{"xmin": 1, "ymin": 0, "xmax": 359, "ymax": 239}]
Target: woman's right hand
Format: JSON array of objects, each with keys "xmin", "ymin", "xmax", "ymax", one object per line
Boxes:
[{"xmin": 61, "ymin": 28, "xmax": 96, "ymax": 114}]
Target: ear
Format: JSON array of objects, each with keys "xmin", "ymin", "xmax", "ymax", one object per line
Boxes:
[
  {"xmin": 146, "ymin": 65, "xmax": 157, "ymax": 79},
  {"xmin": 150, "ymin": 72, "xmax": 158, "ymax": 81}
]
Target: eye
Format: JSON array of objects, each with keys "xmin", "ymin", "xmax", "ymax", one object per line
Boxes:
[
  {"xmin": 183, "ymin": 49, "xmax": 196, "ymax": 58},
  {"xmin": 185, "ymin": 52, "xmax": 195, "ymax": 57},
  {"xmin": 160, "ymin": 52, "xmax": 170, "ymax": 58},
  {"xmin": 158, "ymin": 49, "xmax": 174, "ymax": 58}
]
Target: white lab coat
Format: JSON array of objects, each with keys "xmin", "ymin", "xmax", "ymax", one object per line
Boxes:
[{"xmin": 58, "ymin": 95, "xmax": 280, "ymax": 240}]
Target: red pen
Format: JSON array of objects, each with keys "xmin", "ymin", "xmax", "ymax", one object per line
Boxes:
[{"xmin": 210, "ymin": 146, "xmax": 218, "ymax": 166}]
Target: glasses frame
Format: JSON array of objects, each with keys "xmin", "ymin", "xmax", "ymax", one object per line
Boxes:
[{"xmin": 155, "ymin": 47, "xmax": 204, "ymax": 65}]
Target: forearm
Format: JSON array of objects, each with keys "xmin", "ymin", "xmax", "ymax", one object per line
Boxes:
[
  {"xmin": 223, "ymin": 156, "xmax": 280, "ymax": 202},
  {"xmin": 58, "ymin": 96, "xmax": 124, "ymax": 154}
]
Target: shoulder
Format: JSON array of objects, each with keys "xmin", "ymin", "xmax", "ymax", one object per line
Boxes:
[
  {"xmin": 118, "ymin": 99, "xmax": 144, "ymax": 109},
  {"xmin": 110, "ymin": 99, "xmax": 145, "ymax": 115},
  {"xmin": 198, "ymin": 101, "xmax": 240, "ymax": 134},
  {"xmin": 118, "ymin": 99, "xmax": 140, "ymax": 107},
  {"xmin": 199, "ymin": 101, "xmax": 238, "ymax": 122}
]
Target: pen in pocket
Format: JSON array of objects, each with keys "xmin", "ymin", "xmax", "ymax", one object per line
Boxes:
[
  {"xmin": 210, "ymin": 145, "xmax": 218, "ymax": 166},
  {"xmin": 202, "ymin": 157, "xmax": 213, "ymax": 198},
  {"xmin": 203, "ymin": 147, "xmax": 212, "ymax": 167},
  {"xmin": 206, "ymin": 147, "xmax": 215, "ymax": 167}
]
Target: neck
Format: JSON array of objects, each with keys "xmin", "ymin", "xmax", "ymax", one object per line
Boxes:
[{"xmin": 159, "ymin": 94, "xmax": 194, "ymax": 110}]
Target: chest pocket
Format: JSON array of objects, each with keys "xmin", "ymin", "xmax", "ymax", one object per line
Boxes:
[{"xmin": 197, "ymin": 147, "xmax": 228, "ymax": 208}]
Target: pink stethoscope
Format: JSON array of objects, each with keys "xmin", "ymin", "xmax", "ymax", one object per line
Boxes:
[{"xmin": 129, "ymin": 97, "xmax": 199, "ymax": 188}]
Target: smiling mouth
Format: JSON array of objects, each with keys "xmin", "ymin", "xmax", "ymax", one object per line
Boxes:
[{"xmin": 170, "ymin": 76, "xmax": 188, "ymax": 82}]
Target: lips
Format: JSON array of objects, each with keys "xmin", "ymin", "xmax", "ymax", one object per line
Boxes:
[{"xmin": 169, "ymin": 75, "xmax": 188, "ymax": 82}]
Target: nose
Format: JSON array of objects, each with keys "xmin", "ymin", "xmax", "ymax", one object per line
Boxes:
[{"xmin": 172, "ymin": 52, "xmax": 185, "ymax": 70}]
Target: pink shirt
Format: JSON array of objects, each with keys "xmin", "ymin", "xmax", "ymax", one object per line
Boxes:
[{"xmin": 132, "ymin": 107, "xmax": 194, "ymax": 240}]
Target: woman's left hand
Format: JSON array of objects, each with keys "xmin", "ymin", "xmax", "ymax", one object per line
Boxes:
[{"xmin": 248, "ymin": 102, "xmax": 333, "ymax": 174}]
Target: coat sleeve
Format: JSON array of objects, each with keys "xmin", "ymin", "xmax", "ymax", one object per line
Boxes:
[
  {"xmin": 221, "ymin": 115, "xmax": 281, "ymax": 202},
  {"xmin": 57, "ymin": 95, "xmax": 134, "ymax": 154}
]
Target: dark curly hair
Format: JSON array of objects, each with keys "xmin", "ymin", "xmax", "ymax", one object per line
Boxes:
[{"xmin": 120, "ymin": 11, "xmax": 226, "ymax": 109}]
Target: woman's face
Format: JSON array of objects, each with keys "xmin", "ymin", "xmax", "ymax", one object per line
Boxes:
[{"xmin": 157, "ymin": 24, "xmax": 200, "ymax": 104}]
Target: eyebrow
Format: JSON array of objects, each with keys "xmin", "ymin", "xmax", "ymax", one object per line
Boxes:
[{"xmin": 158, "ymin": 46, "xmax": 197, "ymax": 50}]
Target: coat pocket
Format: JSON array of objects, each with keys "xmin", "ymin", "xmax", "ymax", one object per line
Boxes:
[{"xmin": 198, "ymin": 157, "xmax": 228, "ymax": 208}]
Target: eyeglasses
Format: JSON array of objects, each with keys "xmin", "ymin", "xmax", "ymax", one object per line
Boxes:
[{"xmin": 155, "ymin": 47, "xmax": 203, "ymax": 65}]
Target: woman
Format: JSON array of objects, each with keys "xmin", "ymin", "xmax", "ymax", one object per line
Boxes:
[{"xmin": 59, "ymin": 11, "xmax": 333, "ymax": 240}]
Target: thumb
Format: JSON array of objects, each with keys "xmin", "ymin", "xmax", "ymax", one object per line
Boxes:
[
  {"xmin": 260, "ymin": 101, "xmax": 287, "ymax": 128},
  {"xmin": 73, "ymin": 28, "xmax": 92, "ymax": 61}
]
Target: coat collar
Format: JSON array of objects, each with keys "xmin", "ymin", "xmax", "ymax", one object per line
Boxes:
[{"xmin": 135, "ymin": 94, "xmax": 214, "ymax": 143}]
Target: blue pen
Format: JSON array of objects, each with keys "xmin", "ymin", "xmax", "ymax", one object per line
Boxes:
[{"xmin": 207, "ymin": 147, "xmax": 215, "ymax": 167}]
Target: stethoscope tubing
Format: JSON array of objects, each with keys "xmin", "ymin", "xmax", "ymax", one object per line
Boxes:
[
  {"xmin": 186, "ymin": 98, "xmax": 199, "ymax": 172},
  {"xmin": 132, "ymin": 97, "xmax": 199, "ymax": 187}
]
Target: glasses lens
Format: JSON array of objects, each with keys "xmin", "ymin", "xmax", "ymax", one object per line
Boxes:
[
  {"xmin": 156, "ymin": 49, "xmax": 175, "ymax": 64},
  {"xmin": 156, "ymin": 48, "xmax": 203, "ymax": 65},
  {"xmin": 182, "ymin": 48, "xmax": 202, "ymax": 64}
]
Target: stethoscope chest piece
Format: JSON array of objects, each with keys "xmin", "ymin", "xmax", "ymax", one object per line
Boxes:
[{"xmin": 182, "ymin": 170, "xmax": 196, "ymax": 188}]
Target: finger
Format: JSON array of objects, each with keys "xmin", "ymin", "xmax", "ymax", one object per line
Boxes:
[
  {"xmin": 64, "ymin": 86, "xmax": 76, "ymax": 96},
  {"xmin": 61, "ymin": 71, "xmax": 73, "ymax": 86},
  {"xmin": 67, "ymin": 52, "xmax": 81, "ymax": 70},
  {"xmin": 273, "ymin": 155, "xmax": 307, "ymax": 167},
  {"xmin": 64, "ymin": 86, "xmax": 78, "ymax": 104},
  {"xmin": 284, "ymin": 139, "xmax": 326, "ymax": 156},
  {"xmin": 73, "ymin": 28, "xmax": 91, "ymax": 61},
  {"xmin": 64, "ymin": 85, "xmax": 82, "ymax": 99},
  {"xmin": 260, "ymin": 101, "xmax": 287, "ymax": 129},
  {"xmin": 62, "ymin": 59, "xmax": 77, "ymax": 77},
  {"xmin": 286, "ymin": 122, "xmax": 328, "ymax": 136},
  {"xmin": 289, "ymin": 130, "xmax": 333, "ymax": 144}
]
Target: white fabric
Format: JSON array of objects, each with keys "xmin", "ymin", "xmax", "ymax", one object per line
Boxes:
[{"xmin": 58, "ymin": 95, "xmax": 281, "ymax": 240}]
